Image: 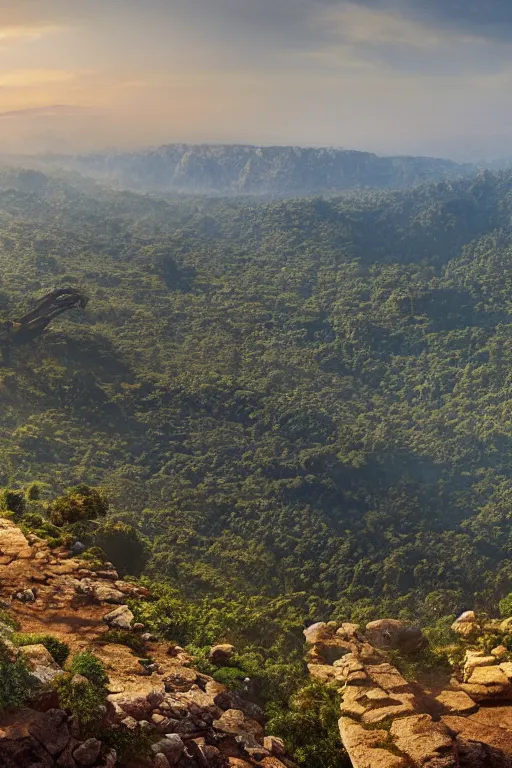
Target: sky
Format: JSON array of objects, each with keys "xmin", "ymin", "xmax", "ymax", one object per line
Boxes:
[{"xmin": 0, "ymin": 0, "xmax": 512, "ymax": 159}]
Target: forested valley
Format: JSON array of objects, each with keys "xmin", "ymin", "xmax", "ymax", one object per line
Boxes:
[{"xmin": 3, "ymin": 167, "xmax": 512, "ymax": 764}]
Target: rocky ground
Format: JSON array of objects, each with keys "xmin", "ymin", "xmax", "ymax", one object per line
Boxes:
[
  {"xmin": 306, "ymin": 615, "xmax": 512, "ymax": 767},
  {"xmin": 0, "ymin": 519, "xmax": 293, "ymax": 768}
]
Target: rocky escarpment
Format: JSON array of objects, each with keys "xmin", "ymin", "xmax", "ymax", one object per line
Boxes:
[
  {"xmin": 41, "ymin": 144, "xmax": 473, "ymax": 196},
  {"xmin": 0, "ymin": 519, "xmax": 292, "ymax": 768},
  {"xmin": 306, "ymin": 617, "xmax": 512, "ymax": 768}
]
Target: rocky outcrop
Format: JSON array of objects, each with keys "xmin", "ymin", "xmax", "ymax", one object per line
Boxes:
[
  {"xmin": 0, "ymin": 519, "xmax": 291, "ymax": 768},
  {"xmin": 306, "ymin": 616, "xmax": 512, "ymax": 768}
]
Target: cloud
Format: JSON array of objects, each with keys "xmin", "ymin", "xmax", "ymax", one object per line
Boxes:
[
  {"xmin": 0, "ymin": 69, "xmax": 78, "ymax": 87},
  {"xmin": 0, "ymin": 105, "xmax": 89, "ymax": 120}
]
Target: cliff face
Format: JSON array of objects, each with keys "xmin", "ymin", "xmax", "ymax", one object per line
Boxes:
[
  {"xmin": 0, "ymin": 519, "xmax": 291, "ymax": 768},
  {"xmin": 306, "ymin": 618, "xmax": 512, "ymax": 768},
  {"xmin": 43, "ymin": 144, "xmax": 474, "ymax": 196}
]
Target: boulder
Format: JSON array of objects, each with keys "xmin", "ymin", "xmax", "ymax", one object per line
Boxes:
[
  {"xmin": 304, "ymin": 622, "xmax": 330, "ymax": 645},
  {"xmin": 73, "ymin": 738, "xmax": 102, "ymax": 766},
  {"xmin": 151, "ymin": 734, "xmax": 185, "ymax": 764},
  {"xmin": 390, "ymin": 714, "xmax": 456, "ymax": 766},
  {"xmin": 19, "ymin": 644, "xmax": 64, "ymax": 685},
  {"xmin": 28, "ymin": 709, "xmax": 70, "ymax": 756},
  {"xmin": 452, "ymin": 611, "xmax": 480, "ymax": 637},
  {"xmin": 102, "ymin": 605, "xmax": 134, "ymax": 630},
  {"xmin": 340, "ymin": 717, "xmax": 408, "ymax": 768},
  {"xmin": 77, "ymin": 579, "xmax": 124, "ymax": 604},
  {"xmin": 365, "ymin": 619, "xmax": 427, "ymax": 653},
  {"xmin": 209, "ymin": 644, "xmax": 235, "ymax": 666},
  {"xmin": 213, "ymin": 690, "xmax": 265, "ymax": 723},
  {"xmin": 163, "ymin": 666, "xmax": 197, "ymax": 692}
]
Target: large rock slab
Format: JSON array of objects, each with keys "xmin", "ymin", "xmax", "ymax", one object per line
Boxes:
[{"xmin": 339, "ymin": 717, "xmax": 407, "ymax": 768}]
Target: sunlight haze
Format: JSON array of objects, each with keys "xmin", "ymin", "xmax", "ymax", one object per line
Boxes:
[{"xmin": 1, "ymin": 0, "xmax": 512, "ymax": 158}]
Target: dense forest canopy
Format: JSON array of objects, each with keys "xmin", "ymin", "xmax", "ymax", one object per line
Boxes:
[{"xmin": 2, "ymin": 167, "xmax": 512, "ymax": 625}]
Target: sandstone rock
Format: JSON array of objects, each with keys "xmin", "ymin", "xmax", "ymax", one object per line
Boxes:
[
  {"xmin": 213, "ymin": 690, "xmax": 264, "ymax": 723},
  {"xmin": 435, "ymin": 690, "xmax": 478, "ymax": 715},
  {"xmin": 151, "ymin": 734, "xmax": 185, "ymax": 764},
  {"xmin": 464, "ymin": 651, "xmax": 497, "ymax": 680},
  {"xmin": 116, "ymin": 694, "xmax": 152, "ymax": 720},
  {"xmin": 102, "ymin": 604, "xmax": 134, "ymax": 630},
  {"xmin": 19, "ymin": 644, "xmax": 64, "ymax": 685},
  {"xmin": 365, "ymin": 619, "xmax": 427, "ymax": 653},
  {"xmin": 263, "ymin": 736, "xmax": 286, "ymax": 756},
  {"xmin": 209, "ymin": 644, "xmax": 235, "ymax": 665},
  {"xmin": 163, "ymin": 666, "xmax": 197, "ymax": 692},
  {"xmin": 28, "ymin": 709, "xmax": 70, "ymax": 756},
  {"xmin": 443, "ymin": 713, "xmax": 512, "ymax": 756},
  {"xmin": 390, "ymin": 714, "xmax": 456, "ymax": 765},
  {"xmin": 235, "ymin": 732, "xmax": 269, "ymax": 760},
  {"xmin": 307, "ymin": 663, "xmax": 339, "ymax": 683},
  {"xmin": 491, "ymin": 645, "xmax": 508, "ymax": 659},
  {"xmin": 121, "ymin": 716, "xmax": 139, "ymax": 730},
  {"xmin": 336, "ymin": 623, "xmax": 360, "ymax": 640},
  {"xmin": 304, "ymin": 622, "xmax": 330, "ymax": 645},
  {"xmin": 339, "ymin": 716, "xmax": 408, "ymax": 768},
  {"xmin": 366, "ymin": 663, "xmax": 412, "ymax": 692},
  {"xmin": 466, "ymin": 665, "xmax": 511, "ymax": 688},
  {"xmin": 77, "ymin": 578, "xmax": 124, "ymax": 604},
  {"xmin": 73, "ymin": 738, "xmax": 102, "ymax": 766},
  {"xmin": 451, "ymin": 611, "xmax": 480, "ymax": 637}
]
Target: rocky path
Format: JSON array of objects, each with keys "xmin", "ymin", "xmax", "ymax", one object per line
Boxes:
[
  {"xmin": 0, "ymin": 519, "xmax": 291, "ymax": 768},
  {"xmin": 306, "ymin": 617, "xmax": 512, "ymax": 768}
]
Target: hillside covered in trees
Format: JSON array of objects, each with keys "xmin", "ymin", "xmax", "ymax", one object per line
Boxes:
[
  {"xmin": 1, "ymin": 167, "xmax": 512, "ymax": 632},
  {"xmin": 26, "ymin": 143, "xmax": 475, "ymax": 196}
]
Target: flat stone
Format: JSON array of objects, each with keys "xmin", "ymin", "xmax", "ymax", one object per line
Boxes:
[
  {"xmin": 339, "ymin": 717, "xmax": 407, "ymax": 768},
  {"xmin": 435, "ymin": 690, "xmax": 478, "ymax": 715},
  {"xmin": 366, "ymin": 663, "xmax": 412, "ymax": 692},
  {"xmin": 390, "ymin": 714, "xmax": 455, "ymax": 765}
]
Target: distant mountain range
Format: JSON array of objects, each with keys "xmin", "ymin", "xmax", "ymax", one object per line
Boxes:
[{"xmin": 30, "ymin": 143, "xmax": 477, "ymax": 197}]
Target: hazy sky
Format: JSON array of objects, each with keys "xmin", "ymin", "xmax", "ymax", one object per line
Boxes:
[{"xmin": 1, "ymin": 0, "xmax": 512, "ymax": 158}]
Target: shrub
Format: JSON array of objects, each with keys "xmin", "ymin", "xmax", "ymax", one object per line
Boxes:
[
  {"xmin": 48, "ymin": 486, "xmax": 108, "ymax": 527},
  {"xmin": 212, "ymin": 666, "xmax": 247, "ymax": 689},
  {"xmin": 267, "ymin": 682, "xmax": 348, "ymax": 768},
  {"xmin": 53, "ymin": 651, "xmax": 109, "ymax": 729},
  {"xmin": 53, "ymin": 672, "xmax": 105, "ymax": 728},
  {"xmin": 13, "ymin": 633, "xmax": 70, "ymax": 666},
  {"xmin": 500, "ymin": 593, "xmax": 512, "ymax": 619},
  {"xmin": 0, "ymin": 640, "xmax": 34, "ymax": 711},
  {"xmin": 69, "ymin": 651, "xmax": 109, "ymax": 689},
  {"xmin": 0, "ymin": 610, "xmax": 20, "ymax": 631},
  {"xmin": 0, "ymin": 489, "xmax": 26, "ymax": 518}
]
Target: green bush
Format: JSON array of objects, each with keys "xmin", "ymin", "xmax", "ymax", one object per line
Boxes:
[
  {"xmin": 13, "ymin": 633, "xmax": 70, "ymax": 667},
  {"xmin": 0, "ymin": 489, "xmax": 25, "ymax": 518},
  {"xmin": 48, "ymin": 486, "xmax": 108, "ymax": 527},
  {"xmin": 53, "ymin": 651, "xmax": 109, "ymax": 729},
  {"xmin": 0, "ymin": 610, "xmax": 20, "ymax": 631},
  {"xmin": 499, "ymin": 594, "xmax": 512, "ymax": 619},
  {"xmin": 0, "ymin": 640, "xmax": 34, "ymax": 711},
  {"xmin": 267, "ymin": 682, "xmax": 348, "ymax": 768},
  {"xmin": 53, "ymin": 672, "xmax": 105, "ymax": 728},
  {"xmin": 69, "ymin": 651, "xmax": 109, "ymax": 689},
  {"xmin": 212, "ymin": 666, "xmax": 247, "ymax": 689}
]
